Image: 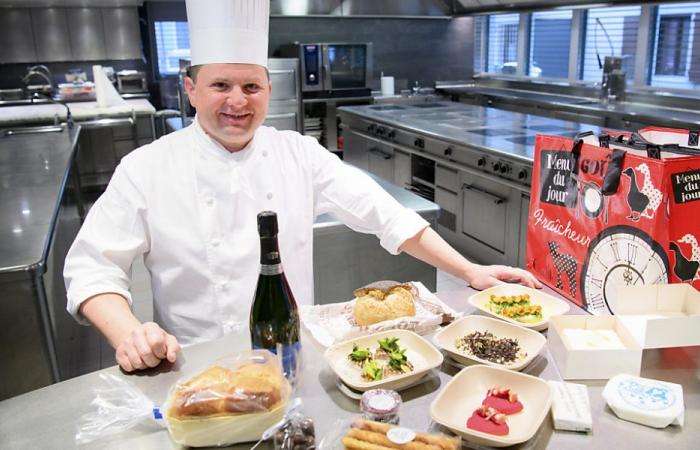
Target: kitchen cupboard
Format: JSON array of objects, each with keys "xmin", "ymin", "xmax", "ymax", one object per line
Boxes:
[
  {"xmin": 102, "ymin": 8, "xmax": 142, "ymax": 60},
  {"xmin": 68, "ymin": 8, "xmax": 107, "ymax": 61},
  {"xmin": 394, "ymin": 149, "xmax": 412, "ymax": 189},
  {"xmin": 457, "ymin": 170, "xmax": 521, "ymax": 266},
  {"xmin": 367, "ymin": 142, "xmax": 395, "ymax": 183},
  {"xmin": 76, "ymin": 116, "xmax": 155, "ymax": 188},
  {"xmin": 0, "ymin": 7, "xmax": 141, "ymax": 63},
  {"xmin": 0, "ymin": 9, "xmax": 36, "ymax": 63},
  {"xmin": 31, "ymin": 9, "xmax": 72, "ymax": 62},
  {"xmin": 343, "ymin": 129, "xmax": 371, "ymax": 171}
]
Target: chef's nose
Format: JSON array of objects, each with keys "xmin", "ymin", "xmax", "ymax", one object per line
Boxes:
[{"xmin": 226, "ymin": 85, "xmax": 247, "ymax": 107}]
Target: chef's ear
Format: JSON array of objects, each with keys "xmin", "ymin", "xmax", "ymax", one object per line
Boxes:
[
  {"xmin": 265, "ymin": 67, "xmax": 272, "ymax": 96},
  {"xmin": 184, "ymin": 75, "xmax": 197, "ymax": 108}
]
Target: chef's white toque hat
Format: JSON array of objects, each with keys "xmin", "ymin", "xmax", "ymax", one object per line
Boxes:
[{"xmin": 186, "ymin": 0, "xmax": 269, "ymax": 68}]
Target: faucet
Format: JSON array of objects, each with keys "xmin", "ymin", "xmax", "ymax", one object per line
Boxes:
[
  {"xmin": 28, "ymin": 65, "xmax": 51, "ymax": 77},
  {"xmin": 412, "ymin": 81, "xmax": 421, "ymax": 96},
  {"xmin": 32, "ymin": 92, "xmax": 74, "ymax": 129}
]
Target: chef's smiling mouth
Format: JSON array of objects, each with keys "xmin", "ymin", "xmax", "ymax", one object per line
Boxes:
[{"xmin": 220, "ymin": 111, "xmax": 252, "ymax": 120}]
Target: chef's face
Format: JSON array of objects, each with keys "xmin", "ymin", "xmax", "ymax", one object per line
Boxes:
[{"xmin": 184, "ymin": 63, "xmax": 271, "ymax": 152}]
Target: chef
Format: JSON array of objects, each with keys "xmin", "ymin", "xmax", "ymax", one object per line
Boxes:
[{"xmin": 64, "ymin": 0, "xmax": 541, "ymax": 372}]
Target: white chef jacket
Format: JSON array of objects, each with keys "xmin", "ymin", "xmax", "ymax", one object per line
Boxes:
[{"xmin": 64, "ymin": 117, "xmax": 429, "ymax": 345}]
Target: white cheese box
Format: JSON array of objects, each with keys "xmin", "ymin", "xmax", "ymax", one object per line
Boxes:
[
  {"xmin": 602, "ymin": 374, "xmax": 684, "ymax": 428},
  {"xmin": 548, "ymin": 381, "xmax": 592, "ymax": 432},
  {"xmin": 548, "ymin": 315, "xmax": 642, "ymax": 380},
  {"xmin": 614, "ymin": 285, "xmax": 700, "ymax": 349}
]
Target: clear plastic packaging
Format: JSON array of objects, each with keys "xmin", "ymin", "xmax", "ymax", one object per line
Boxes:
[
  {"xmin": 75, "ymin": 372, "xmax": 161, "ymax": 445},
  {"xmin": 317, "ymin": 417, "xmax": 460, "ymax": 450},
  {"xmin": 272, "ymin": 407, "xmax": 316, "ymax": 450},
  {"xmin": 75, "ymin": 349, "xmax": 290, "ymax": 447}
]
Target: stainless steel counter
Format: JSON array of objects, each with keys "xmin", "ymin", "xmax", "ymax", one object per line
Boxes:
[
  {"xmin": 439, "ymin": 85, "xmax": 700, "ymax": 130},
  {"xmin": 0, "ymin": 126, "xmax": 80, "ymax": 280},
  {"xmin": 1, "ymin": 287, "xmax": 696, "ymax": 450},
  {"xmin": 0, "ymin": 125, "xmax": 81, "ymax": 399},
  {"xmin": 338, "ymin": 101, "xmax": 604, "ymax": 164}
]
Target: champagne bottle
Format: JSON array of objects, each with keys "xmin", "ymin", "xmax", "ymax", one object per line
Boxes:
[{"xmin": 250, "ymin": 211, "xmax": 301, "ymax": 379}]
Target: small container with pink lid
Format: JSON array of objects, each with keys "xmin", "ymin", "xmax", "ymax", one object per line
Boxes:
[{"xmin": 360, "ymin": 389, "xmax": 402, "ymax": 425}]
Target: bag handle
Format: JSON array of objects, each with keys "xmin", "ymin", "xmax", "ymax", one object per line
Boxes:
[
  {"xmin": 571, "ymin": 132, "xmax": 626, "ymax": 196},
  {"xmin": 604, "ymin": 131, "xmax": 700, "ymax": 157}
]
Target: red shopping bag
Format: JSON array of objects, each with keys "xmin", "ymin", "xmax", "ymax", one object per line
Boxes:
[{"xmin": 526, "ymin": 132, "xmax": 700, "ymax": 314}]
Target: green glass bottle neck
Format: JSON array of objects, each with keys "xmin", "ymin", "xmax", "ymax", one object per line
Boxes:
[{"xmin": 260, "ymin": 235, "xmax": 283, "ymax": 274}]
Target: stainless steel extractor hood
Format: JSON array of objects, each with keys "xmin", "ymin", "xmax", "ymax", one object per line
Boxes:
[
  {"xmin": 451, "ymin": 0, "xmax": 662, "ymax": 15},
  {"xmin": 270, "ymin": 0, "xmax": 453, "ymax": 17}
]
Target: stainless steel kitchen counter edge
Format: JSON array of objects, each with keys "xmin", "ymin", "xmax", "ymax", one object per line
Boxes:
[
  {"xmin": 0, "ymin": 126, "xmax": 81, "ymax": 280},
  {"xmin": 439, "ymin": 86, "xmax": 700, "ymax": 128}
]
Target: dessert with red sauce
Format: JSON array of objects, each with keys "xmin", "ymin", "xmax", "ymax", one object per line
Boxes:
[
  {"xmin": 482, "ymin": 387, "xmax": 524, "ymax": 415},
  {"xmin": 467, "ymin": 387, "xmax": 524, "ymax": 436},
  {"xmin": 467, "ymin": 405, "xmax": 509, "ymax": 436}
]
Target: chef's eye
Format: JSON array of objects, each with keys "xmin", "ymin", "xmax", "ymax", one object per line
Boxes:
[
  {"xmin": 244, "ymin": 84, "xmax": 261, "ymax": 93},
  {"xmin": 211, "ymin": 82, "xmax": 228, "ymax": 90}
]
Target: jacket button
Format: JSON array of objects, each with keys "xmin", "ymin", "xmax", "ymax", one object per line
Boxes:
[
  {"xmin": 267, "ymin": 192, "xmax": 273, "ymax": 200},
  {"xmin": 262, "ymin": 150, "xmax": 268, "ymax": 157},
  {"xmin": 205, "ymin": 197, "xmax": 214, "ymax": 206},
  {"xmin": 211, "ymin": 239, "xmax": 220, "ymax": 247}
]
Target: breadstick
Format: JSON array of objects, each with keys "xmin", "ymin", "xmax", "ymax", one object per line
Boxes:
[
  {"xmin": 353, "ymin": 419, "xmax": 460, "ymax": 450},
  {"xmin": 347, "ymin": 428, "xmax": 441, "ymax": 450},
  {"xmin": 342, "ymin": 436, "xmax": 396, "ymax": 450}
]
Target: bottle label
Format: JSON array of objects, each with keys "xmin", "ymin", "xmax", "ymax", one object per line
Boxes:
[
  {"xmin": 253, "ymin": 341, "xmax": 301, "ymax": 380},
  {"xmin": 260, "ymin": 263, "xmax": 283, "ymax": 276}
]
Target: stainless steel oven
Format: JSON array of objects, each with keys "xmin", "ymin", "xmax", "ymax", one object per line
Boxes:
[{"xmin": 280, "ymin": 43, "xmax": 373, "ymax": 96}]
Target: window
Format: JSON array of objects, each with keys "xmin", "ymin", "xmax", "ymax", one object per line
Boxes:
[
  {"xmin": 474, "ymin": 15, "xmax": 485, "ymax": 73},
  {"xmin": 529, "ymin": 10, "xmax": 572, "ymax": 78},
  {"xmin": 581, "ymin": 6, "xmax": 641, "ymax": 85},
  {"xmin": 154, "ymin": 21, "xmax": 191, "ymax": 77},
  {"xmin": 486, "ymin": 14, "xmax": 520, "ymax": 74},
  {"xmin": 650, "ymin": 2, "xmax": 700, "ymax": 89}
]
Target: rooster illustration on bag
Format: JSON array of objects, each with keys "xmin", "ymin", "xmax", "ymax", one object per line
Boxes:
[
  {"xmin": 622, "ymin": 164, "xmax": 662, "ymax": 222},
  {"xmin": 669, "ymin": 234, "xmax": 700, "ymax": 282}
]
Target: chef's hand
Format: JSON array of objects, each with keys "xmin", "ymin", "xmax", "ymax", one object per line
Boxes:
[
  {"xmin": 467, "ymin": 264, "xmax": 543, "ymax": 290},
  {"xmin": 115, "ymin": 322, "xmax": 181, "ymax": 372}
]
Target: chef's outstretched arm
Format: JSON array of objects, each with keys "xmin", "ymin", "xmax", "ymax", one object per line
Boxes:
[
  {"xmin": 399, "ymin": 226, "xmax": 542, "ymax": 290},
  {"xmin": 80, "ymin": 293, "xmax": 180, "ymax": 372}
]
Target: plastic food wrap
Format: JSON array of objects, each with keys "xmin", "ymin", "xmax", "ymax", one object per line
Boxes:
[
  {"xmin": 76, "ymin": 350, "xmax": 290, "ymax": 447},
  {"xmin": 317, "ymin": 418, "xmax": 460, "ymax": 450}
]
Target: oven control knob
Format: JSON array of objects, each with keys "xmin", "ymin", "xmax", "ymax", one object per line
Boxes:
[
  {"xmin": 477, "ymin": 157, "xmax": 486, "ymax": 167},
  {"xmin": 414, "ymin": 138, "xmax": 425, "ymax": 149},
  {"xmin": 500, "ymin": 164, "xmax": 509, "ymax": 174},
  {"xmin": 444, "ymin": 147, "xmax": 453, "ymax": 157},
  {"xmin": 387, "ymin": 130, "xmax": 396, "ymax": 140},
  {"xmin": 518, "ymin": 169, "xmax": 528, "ymax": 180},
  {"xmin": 492, "ymin": 162, "xmax": 501, "ymax": 172},
  {"xmin": 309, "ymin": 73, "xmax": 316, "ymax": 82},
  {"xmin": 367, "ymin": 123, "xmax": 376, "ymax": 133}
]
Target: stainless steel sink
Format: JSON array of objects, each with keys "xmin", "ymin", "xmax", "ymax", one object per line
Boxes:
[{"xmin": 3, "ymin": 124, "xmax": 65, "ymax": 137}]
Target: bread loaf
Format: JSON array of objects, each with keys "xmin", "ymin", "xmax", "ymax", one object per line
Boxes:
[
  {"xmin": 354, "ymin": 284, "xmax": 416, "ymax": 326},
  {"xmin": 164, "ymin": 351, "xmax": 289, "ymax": 447},
  {"xmin": 167, "ymin": 361, "xmax": 283, "ymax": 419}
]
